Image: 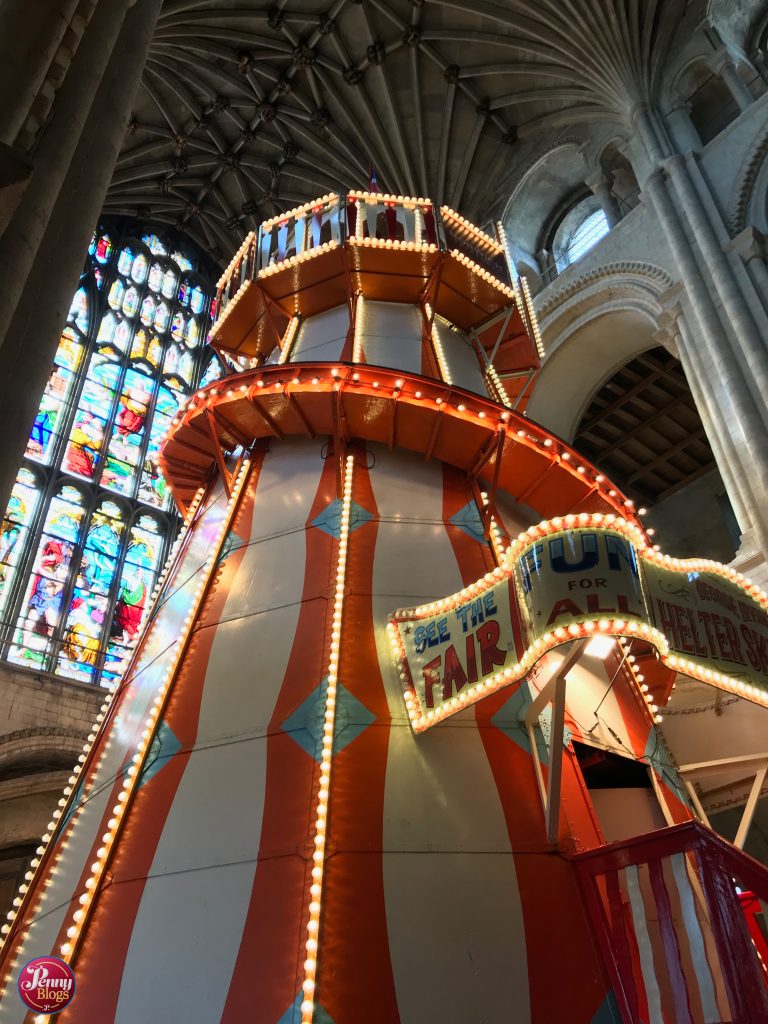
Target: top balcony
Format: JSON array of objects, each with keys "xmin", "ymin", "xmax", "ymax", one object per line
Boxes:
[{"xmin": 208, "ymin": 192, "xmax": 540, "ymax": 377}]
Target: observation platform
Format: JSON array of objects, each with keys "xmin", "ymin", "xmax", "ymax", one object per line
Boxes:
[
  {"xmin": 158, "ymin": 362, "xmax": 642, "ymax": 527},
  {"xmin": 208, "ymin": 192, "xmax": 540, "ymax": 379}
]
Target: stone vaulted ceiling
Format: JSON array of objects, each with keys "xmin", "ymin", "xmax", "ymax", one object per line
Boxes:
[{"xmin": 107, "ymin": 0, "xmax": 689, "ymax": 262}]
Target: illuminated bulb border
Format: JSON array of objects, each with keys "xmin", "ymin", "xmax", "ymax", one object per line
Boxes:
[
  {"xmin": 261, "ymin": 194, "xmax": 338, "ymax": 232},
  {"xmin": 257, "ymin": 240, "xmax": 339, "ymax": 278},
  {"xmin": 518, "ymin": 276, "xmax": 546, "ymax": 360},
  {"xmin": 300, "ymin": 454, "xmax": 354, "ymax": 1024},
  {"xmin": 348, "ymin": 190, "xmax": 433, "ymax": 207},
  {"xmin": 2, "ymin": 465, "xmax": 250, "ymax": 970},
  {"xmin": 485, "ymin": 364, "xmax": 512, "ymax": 408},
  {"xmin": 0, "ymin": 482, "xmax": 209, "ymax": 965},
  {"xmin": 278, "ymin": 316, "xmax": 300, "ymax": 365},
  {"xmin": 352, "ymin": 294, "xmax": 365, "ymax": 363},
  {"xmin": 388, "ymin": 513, "xmax": 768, "ymax": 733},
  {"xmin": 424, "ymin": 306, "xmax": 452, "ymax": 385},
  {"xmin": 167, "ymin": 368, "xmax": 641, "ymax": 523},
  {"xmin": 440, "ymin": 205, "xmax": 504, "ymax": 255}
]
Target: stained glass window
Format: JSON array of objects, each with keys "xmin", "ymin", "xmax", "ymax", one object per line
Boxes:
[{"xmin": 0, "ymin": 225, "xmax": 212, "ymax": 687}]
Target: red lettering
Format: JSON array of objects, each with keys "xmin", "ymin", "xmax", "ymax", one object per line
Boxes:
[
  {"xmin": 673, "ymin": 604, "xmax": 694, "ymax": 653},
  {"xmin": 698, "ymin": 611, "xmax": 718, "ymax": 656},
  {"xmin": 586, "ymin": 593, "xmax": 615, "ymax": 615},
  {"xmin": 477, "ymin": 620, "xmax": 506, "ymax": 677},
  {"xmin": 722, "ymin": 617, "xmax": 744, "ymax": 665},
  {"xmin": 422, "ymin": 656, "xmax": 442, "ymax": 708},
  {"xmin": 546, "ymin": 598, "xmax": 582, "ymax": 626},
  {"xmin": 657, "ymin": 600, "xmax": 679, "ymax": 648},
  {"xmin": 741, "ymin": 625, "xmax": 768, "ymax": 673},
  {"xmin": 442, "ymin": 645, "xmax": 467, "ymax": 700},
  {"xmin": 465, "ymin": 634, "xmax": 478, "ymax": 684}
]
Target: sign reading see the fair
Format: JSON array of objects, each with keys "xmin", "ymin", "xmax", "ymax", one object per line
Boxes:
[{"xmin": 387, "ymin": 516, "xmax": 768, "ymax": 733}]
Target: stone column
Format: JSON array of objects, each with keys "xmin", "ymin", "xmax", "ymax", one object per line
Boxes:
[
  {"xmin": 712, "ymin": 50, "xmax": 754, "ymax": 113},
  {"xmin": 0, "ymin": 0, "xmax": 163, "ymax": 513},
  {"xmin": 728, "ymin": 227, "xmax": 768, "ymax": 319},
  {"xmin": 665, "ymin": 102, "xmax": 702, "ymax": 155},
  {"xmin": 664, "ymin": 154, "xmax": 768, "ymax": 423},
  {"xmin": 663, "ymin": 312, "xmax": 749, "ymax": 533},
  {"xmin": 585, "ymin": 170, "xmax": 620, "ymax": 227},
  {"xmin": 639, "ymin": 164, "xmax": 768, "ymax": 553},
  {"xmin": 0, "ymin": 0, "xmax": 84, "ymax": 147},
  {"xmin": 0, "ymin": 0, "xmax": 132, "ymax": 353}
]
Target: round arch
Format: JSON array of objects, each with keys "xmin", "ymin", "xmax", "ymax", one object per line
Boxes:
[{"xmin": 526, "ymin": 262, "xmax": 673, "ymax": 441}]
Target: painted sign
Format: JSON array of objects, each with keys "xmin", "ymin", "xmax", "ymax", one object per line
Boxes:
[{"xmin": 388, "ymin": 516, "xmax": 768, "ymax": 733}]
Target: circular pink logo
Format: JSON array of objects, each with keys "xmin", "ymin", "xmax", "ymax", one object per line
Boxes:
[{"xmin": 17, "ymin": 956, "xmax": 76, "ymax": 1014}]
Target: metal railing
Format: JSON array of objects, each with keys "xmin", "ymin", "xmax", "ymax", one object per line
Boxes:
[
  {"xmin": 572, "ymin": 821, "xmax": 768, "ymax": 1023},
  {"xmin": 210, "ymin": 193, "xmax": 513, "ymax": 334}
]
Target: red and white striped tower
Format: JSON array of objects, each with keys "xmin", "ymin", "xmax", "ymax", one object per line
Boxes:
[{"xmin": 1, "ymin": 192, "xmax": 765, "ymax": 1024}]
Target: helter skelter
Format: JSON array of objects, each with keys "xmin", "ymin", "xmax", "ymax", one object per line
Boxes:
[{"xmin": 2, "ymin": 191, "xmax": 768, "ymax": 1023}]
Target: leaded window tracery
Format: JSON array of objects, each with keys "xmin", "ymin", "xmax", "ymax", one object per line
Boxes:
[{"xmin": 0, "ymin": 226, "xmax": 222, "ymax": 687}]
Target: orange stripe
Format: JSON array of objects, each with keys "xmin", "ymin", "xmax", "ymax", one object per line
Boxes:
[
  {"xmin": 221, "ymin": 447, "xmax": 338, "ymax": 1022},
  {"xmin": 442, "ymin": 465, "xmax": 612, "ymax": 1024},
  {"xmin": 58, "ymin": 460, "xmax": 263, "ymax": 1022},
  {"xmin": 318, "ymin": 450, "xmax": 400, "ymax": 1022}
]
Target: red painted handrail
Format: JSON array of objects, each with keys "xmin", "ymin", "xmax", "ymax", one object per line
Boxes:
[{"xmin": 570, "ymin": 822, "xmax": 768, "ymax": 1023}]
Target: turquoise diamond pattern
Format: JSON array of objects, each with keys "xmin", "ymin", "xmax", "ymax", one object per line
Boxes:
[
  {"xmin": 312, "ymin": 498, "xmax": 373, "ymax": 539},
  {"xmin": 282, "ymin": 677, "xmax": 376, "ymax": 762},
  {"xmin": 491, "ymin": 680, "xmax": 571, "ymax": 764},
  {"xmin": 138, "ymin": 720, "xmax": 182, "ymax": 789},
  {"xmin": 448, "ymin": 500, "xmax": 487, "ymax": 543},
  {"xmin": 278, "ymin": 991, "xmax": 336, "ymax": 1024}
]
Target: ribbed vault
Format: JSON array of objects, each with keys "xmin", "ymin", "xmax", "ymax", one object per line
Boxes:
[{"xmin": 106, "ymin": 0, "xmax": 689, "ymax": 262}]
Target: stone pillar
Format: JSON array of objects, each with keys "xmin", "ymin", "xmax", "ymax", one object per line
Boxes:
[
  {"xmin": 665, "ymin": 102, "xmax": 702, "ymax": 155},
  {"xmin": 728, "ymin": 227, "xmax": 768, "ymax": 319},
  {"xmin": 712, "ymin": 50, "xmax": 754, "ymax": 113},
  {"xmin": 639, "ymin": 163, "xmax": 768, "ymax": 553},
  {"xmin": 663, "ymin": 312, "xmax": 749, "ymax": 533},
  {"xmin": 664, "ymin": 154, "xmax": 768, "ymax": 423},
  {"xmin": 0, "ymin": 0, "xmax": 84, "ymax": 147},
  {"xmin": 585, "ymin": 170, "xmax": 620, "ymax": 227},
  {"xmin": 0, "ymin": 0, "xmax": 163, "ymax": 514},
  {"xmin": 0, "ymin": 0, "xmax": 132, "ymax": 354}
]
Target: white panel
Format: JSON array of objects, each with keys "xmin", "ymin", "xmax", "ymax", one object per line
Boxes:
[
  {"xmin": 362, "ymin": 300, "xmax": 422, "ymax": 373},
  {"xmin": 114, "ymin": 441, "xmax": 324, "ymax": 1023},
  {"xmin": 292, "ymin": 304, "xmax": 348, "ymax": 361},
  {"xmin": 493, "ymin": 486, "xmax": 532, "ymax": 538},
  {"xmin": 369, "ymin": 445, "xmax": 531, "ymax": 1024},
  {"xmin": 435, "ymin": 318, "xmax": 489, "ymax": 396},
  {"xmin": 0, "ymin": 482, "xmax": 233, "ymax": 1024}
]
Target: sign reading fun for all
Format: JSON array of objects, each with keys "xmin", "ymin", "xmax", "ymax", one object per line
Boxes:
[{"xmin": 387, "ymin": 515, "xmax": 768, "ymax": 732}]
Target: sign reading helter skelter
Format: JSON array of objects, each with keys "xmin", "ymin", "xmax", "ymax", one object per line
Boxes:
[{"xmin": 388, "ymin": 513, "xmax": 768, "ymax": 732}]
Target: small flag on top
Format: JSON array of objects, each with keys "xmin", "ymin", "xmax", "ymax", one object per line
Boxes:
[{"xmin": 368, "ymin": 164, "xmax": 380, "ymax": 194}]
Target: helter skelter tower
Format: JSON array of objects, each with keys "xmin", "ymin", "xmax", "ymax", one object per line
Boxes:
[{"xmin": 4, "ymin": 191, "xmax": 768, "ymax": 1024}]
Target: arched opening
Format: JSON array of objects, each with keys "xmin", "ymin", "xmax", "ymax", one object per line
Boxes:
[
  {"xmin": 599, "ymin": 141, "xmax": 640, "ymax": 217},
  {"xmin": 677, "ymin": 59, "xmax": 741, "ymax": 145},
  {"xmin": 573, "ymin": 346, "xmax": 739, "ymax": 562},
  {"xmin": 552, "ymin": 204, "xmax": 610, "ymax": 273}
]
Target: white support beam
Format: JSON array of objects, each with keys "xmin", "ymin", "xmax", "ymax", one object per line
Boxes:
[
  {"xmin": 735, "ymin": 763, "xmax": 768, "ymax": 850},
  {"xmin": 679, "ymin": 752, "xmax": 768, "ymax": 849},
  {"xmin": 522, "ymin": 639, "xmax": 586, "ymax": 845}
]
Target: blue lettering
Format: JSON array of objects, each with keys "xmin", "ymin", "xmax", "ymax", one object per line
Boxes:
[
  {"xmin": 518, "ymin": 543, "xmax": 543, "ymax": 594},
  {"xmin": 548, "ymin": 533, "xmax": 599, "ymax": 574},
  {"xmin": 414, "ymin": 617, "xmax": 450, "ymax": 653},
  {"xmin": 605, "ymin": 534, "xmax": 639, "ymax": 576}
]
